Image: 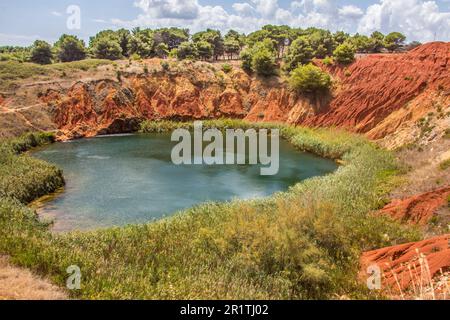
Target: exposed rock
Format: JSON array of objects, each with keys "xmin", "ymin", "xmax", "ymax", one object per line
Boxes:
[
  {"xmin": 305, "ymin": 42, "xmax": 450, "ymax": 149},
  {"xmin": 379, "ymin": 186, "xmax": 450, "ymax": 225},
  {"xmin": 361, "ymin": 235, "xmax": 450, "ymax": 297}
]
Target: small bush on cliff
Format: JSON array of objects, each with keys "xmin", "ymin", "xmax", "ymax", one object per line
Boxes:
[
  {"xmin": 282, "ymin": 37, "xmax": 314, "ymax": 72},
  {"xmin": 333, "ymin": 43, "xmax": 355, "ymax": 65},
  {"xmin": 160, "ymin": 61, "xmax": 170, "ymax": 71},
  {"xmin": 221, "ymin": 63, "xmax": 233, "ymax": 73},
  {"xmin": 289, "ymin": 64, "xmax": 332, "ymax": 93}
]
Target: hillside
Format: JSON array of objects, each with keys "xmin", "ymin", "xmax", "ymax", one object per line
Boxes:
[{"xmin": 0, "ymin": 42, "xmax": 449, "ymax": 299}]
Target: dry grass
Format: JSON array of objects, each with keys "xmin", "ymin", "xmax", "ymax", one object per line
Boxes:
[
  {"xmin": 0, "ymin": 256, "xmax": 67, "ymax": 300},
  {"xmin": 383, "ymin": 250, "xmax": 450, "ymax": 300}
]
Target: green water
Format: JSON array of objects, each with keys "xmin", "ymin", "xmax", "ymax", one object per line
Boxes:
[{"xmin": 34, "ymin": 133, "xmax": 337, "ymax": 232}]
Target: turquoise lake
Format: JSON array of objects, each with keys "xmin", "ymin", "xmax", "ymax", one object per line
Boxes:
[{"xmin": 33, "ymin": 133, "xmax": 337, "ymax": 232}]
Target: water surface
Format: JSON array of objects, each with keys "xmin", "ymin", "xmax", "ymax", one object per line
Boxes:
[{"xmin": 33, "ymin": 134, "xmax": 337, "ymax": 231}]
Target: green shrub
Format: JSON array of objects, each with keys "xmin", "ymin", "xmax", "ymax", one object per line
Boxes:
[
  {"xmin": 221, "ymin": 63, "xmax": 233, "ymax": 73},
  {"xmin": 54, "ymin": 34, "xmax": 87, "ymax": 62},
  {"xmin": 0, "ymin": 132, "xmax": 64, "ymax": 203},
  {"xmin": 322, "ymin": 56, "xmax": 334, "ymax": 66},
  {"xmin": 251, "ymin": 48, "xmax": 277, "ymax": 76},
  {"xmin": 282, "ymin": 37, "xmax": 314, "ymax": 72},
  {"xmin": 333, "ymin": 43, "xmax": 355, "ymax": 64},
  {"xmin": 289, "ymin": 64, "xmax": 332, "ymax": 93},
  {"xmin": 160, "ymin": 61, "xmax": 170, "ymax": 71},
  {"xmin": 440, "ymin": 158, "xmax": 450, "ymax": 171},
  {"xmin": 30, "ymin": 40, "xmax": 53, "ymax": 65}
]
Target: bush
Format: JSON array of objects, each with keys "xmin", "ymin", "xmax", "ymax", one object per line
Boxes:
[
  {"xmin": 289, "ymin": 64, "xmax": 332, "ymax": 93},
  {"xmin": 196, "ymin": 41, "xmax": 213, "ymax": 61},
  {"xmin": 54, "ymin": 34, "xmax": 87, "ymax": 62},
  {"xmin": 322, "ymin": 56, "xmax": 334, "ymax": 66},
  {"xmin": 251, "ymin": 48, "xmax": 277, "ymax": 77},
  {"xmin": 91, "ymin": 37, "xmax": 122, "ymax": 60},
  {"xmin": 282, "ymin": 37, "xmax": 314, "ymax": 72},
  {"xmin": 0, "ymin": 132, "xmax": 64, "ymax": 203},
  {"xmin": 30, "ymin": 40, "xmax": 53, "ymax": 65},
  {"xmin": 240, "ymin": 49, "xmax": 252, "ymax": 71},
  {"xmin": 333, "ymin": 43, "xmax": 355, "ymax": 65},
  {"xmin": 221, "ymin": 63, "xmax": 233, "ymax": 73},
  {"xmin": 161, "ymin": 61, "xmax": 170, "ymax": 71},
  {"xmin": 175, "ymin": 42, "xmax": 198, "ymax": 60}
]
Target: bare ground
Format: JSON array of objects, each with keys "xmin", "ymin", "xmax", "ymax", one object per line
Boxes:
[{"xmin": 0, "ymin": 256, "xmax": 67, "ymax": 300}]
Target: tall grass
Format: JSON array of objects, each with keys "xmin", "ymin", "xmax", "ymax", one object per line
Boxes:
[
  {"xmin": 0, "ymin": 121, "xmax": 420, "ymax": 299},
  {"xmin": 0, "ymin": 132, "xmax": 64, "ymax": 203}
]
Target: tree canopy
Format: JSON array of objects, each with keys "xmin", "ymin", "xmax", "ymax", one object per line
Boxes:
[
  {"xmin": 30, "ymin": 40, "xmax": 52, "ymax": 65},
  {"xmin": 54, "ymin": 34, "xmax": 86, "ymax": 62}
]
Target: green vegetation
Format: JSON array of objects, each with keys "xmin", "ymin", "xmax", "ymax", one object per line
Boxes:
[
  {"xmin": 221, "ymin": 63, "xmax": 233, "ymax": 73},
  {"xmin": 333, "ymin": 43, "xmax": 356, "ymax": 65},
  {"xmin": 90, "ymin": 30, "xmax": 123, "ymax": 60},
  {"xmin": 241, "ymin": 39, "xmax": 278, "ymax": 76},
  {"xmin": 384, "ymin": 32, "xmax": 407, "ymax": 52},
  {"xmin": 30, "ymin": 40, "xmax": 53, "ymax": 65},
  {"xmin": 440, "ymin": 158, "xmax": 450, "ymax": 171},
  {"xmin": 0, "ymin": 59, "xmax": 111, "ymax": 89},
  {"xmin": 289, "ymin": 64, "xmax": 332, "ymax": 93},
  {"xmin": 0, "ymin": 132, "xmax": 64, "ymax": 203},
  {"xmin": 54, "ymin": 34, "xmax": 87, "ymax": 62},
  {"xmin": 444, "ymin": 129, "xmax": 450, "ymax": 139},
  {"xmin": 3, "ymin": 121, "xmax": 416, "ymax": 299},
  {"xmin": 282, "ymin": 37, "xmax": 314, "ymax": 72}
]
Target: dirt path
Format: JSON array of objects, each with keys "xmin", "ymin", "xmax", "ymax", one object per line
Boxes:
[{"xmin": 0, "ymin": 256, "xmax": 67, "ymax": 300}]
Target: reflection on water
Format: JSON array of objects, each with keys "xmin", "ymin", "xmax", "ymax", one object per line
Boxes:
[{"xmin": 33, "ymin": 133, "xmax": 337, "ymax": 232}]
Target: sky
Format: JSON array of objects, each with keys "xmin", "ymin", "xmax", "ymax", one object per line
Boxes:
[{"xmin": 0, "ymin": 0, "xmax": 449, "ymax": 46}]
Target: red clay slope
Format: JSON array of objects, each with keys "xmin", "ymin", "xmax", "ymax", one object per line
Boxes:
[
  {"xmin": 379, "ymin": 186, "xmax": 450, "ymax": 225},
  {"xmin": 301, "ymin": 42, "xmax": 450, "ymax": 138},
  {"xmin": 361, "ymin": 235, "xmax": 450, "ymax": 293}
]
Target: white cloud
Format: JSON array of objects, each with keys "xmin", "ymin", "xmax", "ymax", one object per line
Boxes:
[
  {"xmin": 338, "ymin": 5, "xmax": 364, "ymax": 19},
  {"xmin": 111, "ymin": 0, "xmax": 450, "ymax": 42},
  {"xmin": 232, "ymin": 2, "xmax": 256, "ymax": 16},
  {"xmin": 51, "ymin": 11, "xmax": 62, "ymax": 17},
  {"xmin": 358, "ymin": 0, "xmax": 450, "ymax": 42}
]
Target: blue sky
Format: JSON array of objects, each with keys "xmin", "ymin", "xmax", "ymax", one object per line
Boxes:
[{"xmin": 1, "ymin": 0, "xmax": 449, "ymax": 46}]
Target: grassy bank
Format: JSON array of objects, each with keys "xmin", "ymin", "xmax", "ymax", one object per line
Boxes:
[
  {"xmin": 0, "ymin": 59, "xmax": 111, "ymax": 90},
  {"xmin": 0, "ymin": 121, "xmax": 420, "ymax": 299}
]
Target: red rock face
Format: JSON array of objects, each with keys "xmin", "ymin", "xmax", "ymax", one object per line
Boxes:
[
  {"xmin": 302, "ymin": 42, "xmax": 450, "ymax": 138},
  {"xmin": 379, "ymin": 186, "xmax": 450, "ymax": 225},
  {"xmin": 46, "ymin": 42, "xmax": 449, "ymax": 141},
  {"xmin": 361, "ymin": 235, "xmax": 450, "ymax": 294}
]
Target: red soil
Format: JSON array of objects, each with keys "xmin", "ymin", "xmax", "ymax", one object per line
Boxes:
[
  {"xmin": 379, "ymin": 186, "xmax": 450, "ymax": 225},
  {"xmin": 303, "ymin": 42, "xmax": 450, "ymax": 139},
  {"xmin": 361, "ymin": 234, "xmax": 450, "ymax": 293},
  {"xmin": 43, "ymin": 42, "xmax": 449, "ymax": 141}
]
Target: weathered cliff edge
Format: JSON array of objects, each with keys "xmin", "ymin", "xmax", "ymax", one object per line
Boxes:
[{"xmin": 2, "ymin": 42, "xmax": 445, "ymax": 148}]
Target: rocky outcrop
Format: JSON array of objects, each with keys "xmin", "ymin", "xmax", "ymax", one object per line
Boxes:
[
  {"xmin": 361, "ymin": 235, "xmax": 450, "ymax": 297},
  {"xmin": 379, "ymin": 186, "xmax": 450, "ymax": 225},
  {"xmin": 303, "ymin": 42, "xmax": 450, "ymax": 147}
]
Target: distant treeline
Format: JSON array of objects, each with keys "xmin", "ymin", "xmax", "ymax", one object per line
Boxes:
[{"xmin": 0, "ymin": 25, "xmax": 420, "ymax": 66}]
